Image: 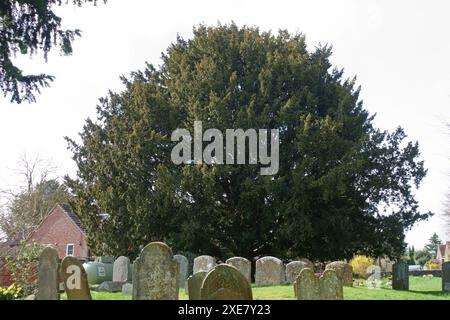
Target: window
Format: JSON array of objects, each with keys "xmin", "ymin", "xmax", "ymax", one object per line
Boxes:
[{"xmin": 66, "ymin": 243, "xmax": 75, "ymax": 256}]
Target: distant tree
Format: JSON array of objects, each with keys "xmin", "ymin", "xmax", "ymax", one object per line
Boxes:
[
  {"xmin": 425, "ymin": 233, "xmax": 442, "ymax": 257},
  {"xmin": 0, "ymin": 0, "xmax": 105, "ymax": 104},
  {"xmin": 0, "ymin": 155, "xmax": 70, "ymax": 240},
  {"xmin": 67, "ymin": 24, "xmax": 431, "ymax": 261},
  {"xmin": 415, "ymin": 249, "xmax": 432, "ymax": 266},
  {"xmin": 407, "ymin": 246, "xmax": 416, "ymax": 265}
]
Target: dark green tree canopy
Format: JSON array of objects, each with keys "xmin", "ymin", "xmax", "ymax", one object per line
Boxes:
[
  {"xmin": 0, "ymin": 0, "xmax": 104, "ymax": 103},
  {"xmin": 67, "ymin": 24, "xmax": 430, "ymax": 261},
  {"xmin": 425, "ymin": 232, "xmax": 442, "ymax": 256}
]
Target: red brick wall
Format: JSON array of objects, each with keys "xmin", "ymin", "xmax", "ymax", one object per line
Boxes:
[
  {"xmin": 0, "ymin": 259, "xmax": 13, "ymax": 286},
  {"xmin": 30, "ymin": 206, "xmax": 89, "ymax": 259}
]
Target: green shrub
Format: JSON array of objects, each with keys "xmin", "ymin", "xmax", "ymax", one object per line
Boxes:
[{"xmin": 5, "ymin": 240, "xmax": 44, "ymax": 295}]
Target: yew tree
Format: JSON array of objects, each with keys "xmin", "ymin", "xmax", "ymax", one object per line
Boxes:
[{"xmin": 67, "ymin": 24, "xmax": 430, "ymax": 260}]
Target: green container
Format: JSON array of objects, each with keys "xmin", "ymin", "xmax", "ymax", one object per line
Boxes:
[
  {"xmin": 94, "ymin": 256, "xmax": 115, "ymax": 264},
  {"xmin": 83, "ymin": 260, "xmax": 113, "ymax": 285}
]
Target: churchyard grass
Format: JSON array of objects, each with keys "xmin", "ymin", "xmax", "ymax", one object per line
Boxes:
[{"xmin": 59, "ymin": 276, "xmax": 450, "ymax": 300}]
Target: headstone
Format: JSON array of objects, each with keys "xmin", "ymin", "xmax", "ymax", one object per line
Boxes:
[
  {"xmin": 225, "ymin": 257, "xmax": 251, "ymax": 284},
  {"xmin": 200, "ymin": 264, "xmax": 252, "ymax": 300},
  {"xmin": 132, "ymin": 241, "xmax": 179, "ymax": 300},
  {"xmin": 325, "ymin": 261, "xmax": 353, "ymax": 286},
  {"xmin": 320, "ymin": 270, "xmax": 343, "ymax": 300},
  {"xmin": 113, "ymin": 256, "xmax": 131, "ymax": 282},
  {"xmin": 255, "ymin": 256, "xmax": 284, "ymax": 286},
  {"xmin": 392, "ymin": 261, "xmax": 409, "ymax": 290},
  {"xmin": 285, "ymin": 261, "xmax": 309, "ymax": 284},
  {"xmin": 193, "ymin": 255, "xmax": 216, "ymax": 274},
  {"xmin": 37, "ymin": 247, "xmax": 60, "ymax": 300},
  {"xmin": 60, "ymin": 256, "xmax": 92, "ymax": 300},
  {"xmin": 121, "ymin": 282, "xmax": 133, "ymax": 295},
  {"xmin": 174, "ymin": 254, "xmax": 188, "ymax": 288},
  {"xmin": 97, "ymin": 281, "xmax": 123, "ymax": 292},
  {"xmin": 442, "ymin": 261, "xmax": 450, "ymax": 292},
  {"xmin": 187, "ymin": 271, "xmax": 207, "ymax": 300},
  {"xmin": 299, "ymin": 258, "xmax": 314, "ymax": 270},
  {"xmin": 365, "ymin": 265, "xmax": 382, "ymax": 288},
  {"xmin": 294, "ymin": 268, "xmax": 343, "ymax": 300},
  {"xmin": 295, "ymin": 268, "xmax": 319, "ymax": 300}
]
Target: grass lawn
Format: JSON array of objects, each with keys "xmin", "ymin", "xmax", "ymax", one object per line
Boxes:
[{"xmin": 61, "ymin": 276, "xmax": 450, "ymax": 300}]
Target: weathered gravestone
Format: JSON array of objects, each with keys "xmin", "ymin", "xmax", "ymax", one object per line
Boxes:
[
  {"xmin": 285, "ymin": 261, "xmax": 309, "ymax": 284},
  {"xmin": 37, "ymin": 247, "xmax": 60, "ymax": 300},
  {"xmin": 299, "ymin": 258, "xmax": 314, "ymax": 270},
  {"xmin": 193, "ymin": 255, "xmax": 216, "ymax": 274},
  {"xmin": 132, "ymin": 242, "xmax": 179, "ymax": 300},
  {"xmin": 442, "ymin": 261, "xmax": 450, "ymax": 292},
  {"xmin": 200, "ymin": 264, "xmax": 253, "ymax": 300},
  {"xmin": 325, "ymin": 261, "xmax": 353, "ymax": 287},
  {"xmin": 255, "ymin": 256, "xmax": 284, "ymax": 286},
  {"xmin": 113, "ymin": 256, "xmax": 131, "ymax": 282},
  {"xmin": 392, "ymin": 261, "xmax": 409, "ymax": 290},
  {"xmin": 60, "ymin": 256, "xmax": 92, "ymax": 300},
  {"xmin": 187, "ymin": 271, "xmax": 207, "ymax": 300},
  {"xmin": 295, "ymin": 268, "xmax": 343, "ymax": 300},
  {"xmin": 121, "ymin": 282, "xmax": 133, "ymax": 295},
  {"xmin": 365, "ymin": 265, "xmax": 382, "ymax": 288},
  {"xmin": 97, "ymin": 281, "xmax": 123, "ymax": 292},
  {"xmin": 174, "ymin": 254, "xmax": 188, "ymax": 288},
  {"xmin": 366, "ymin": 265, "xmax": 381, "ymax": 278},
  {"xmin": 225, "ymin": 257, "xmax": 251, "ymax": 284}
]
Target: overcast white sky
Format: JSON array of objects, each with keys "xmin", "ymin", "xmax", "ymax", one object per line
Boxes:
[{"xmin": 0, "ymin": 0, "xmax": 449, "ymax": 248}]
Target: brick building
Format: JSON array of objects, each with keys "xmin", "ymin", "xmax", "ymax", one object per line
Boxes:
[
  {"xmin": 0, "ymin": 204, "xmax": 89, "ymax": 286},
  {"xmin": 28, "ymin": 204, "xmax": 89, "ymax": 259}
]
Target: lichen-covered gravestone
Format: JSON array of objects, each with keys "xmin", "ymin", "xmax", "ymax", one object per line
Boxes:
[
  {"xmin": 174, "ymin": 254, "xmax": 188, "ymax": 288},
  {"xmin": 255, "ymin": 256, "xmax": 284, "ymax": 286},
  {"xmin": 299, "ymin": 258, "xmax": 314, "ymax": 270},
  {"xmin": 200, "ymin": 264, "xmax": 252, "ymax": 300},
  {"xmin": 294, "ymin": 268, "xmax": 343, "ymax": 300},
  {"xmin": 295, "ymin": 268, "xmax": 319, "ymax": 299},
  {"xmin": 285, "ymin": 261, "xmax": 309, "ymax": 284},
  {"xmin": 442, "ymin": 261, "xmax": 450, "ymax": 292},
  {"xmin": 113, "ymin": 256, "xmax": 131, "ymax": 282},
  {"xmin": 60, "ymin": 256, "xmax": 92, "ymax": 300},
  {"xmin": 187, "ymin": 271, "xmax": 207, "ymax": 300},
  {"xmin": 225, "ymin": 257, "xmax": 251, "ymax": 284},
  {"xmin": 132, "ymin": 242, "xmax": 179, "ymax": 300},
  {"xmin": 392, "ymin": 261, "xmax": 409, "ymax": 290},
  {"xmin": 193, "ymin": 255, "xmax": 216, "ymax": 274},
  {"xmin": 325, "ymin": 261, "xmax": 353, "ymax": 287},
  {"xmin": 121, "ymin": 282, "xmax": 133, "ymax": 295},
  {"xmin": 319, "ymin": 270, "xmax": 343, "ymax": 300},
  {"xmin": 37, "ymin": 247, "xmax": 60, "ymax": 300}
]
